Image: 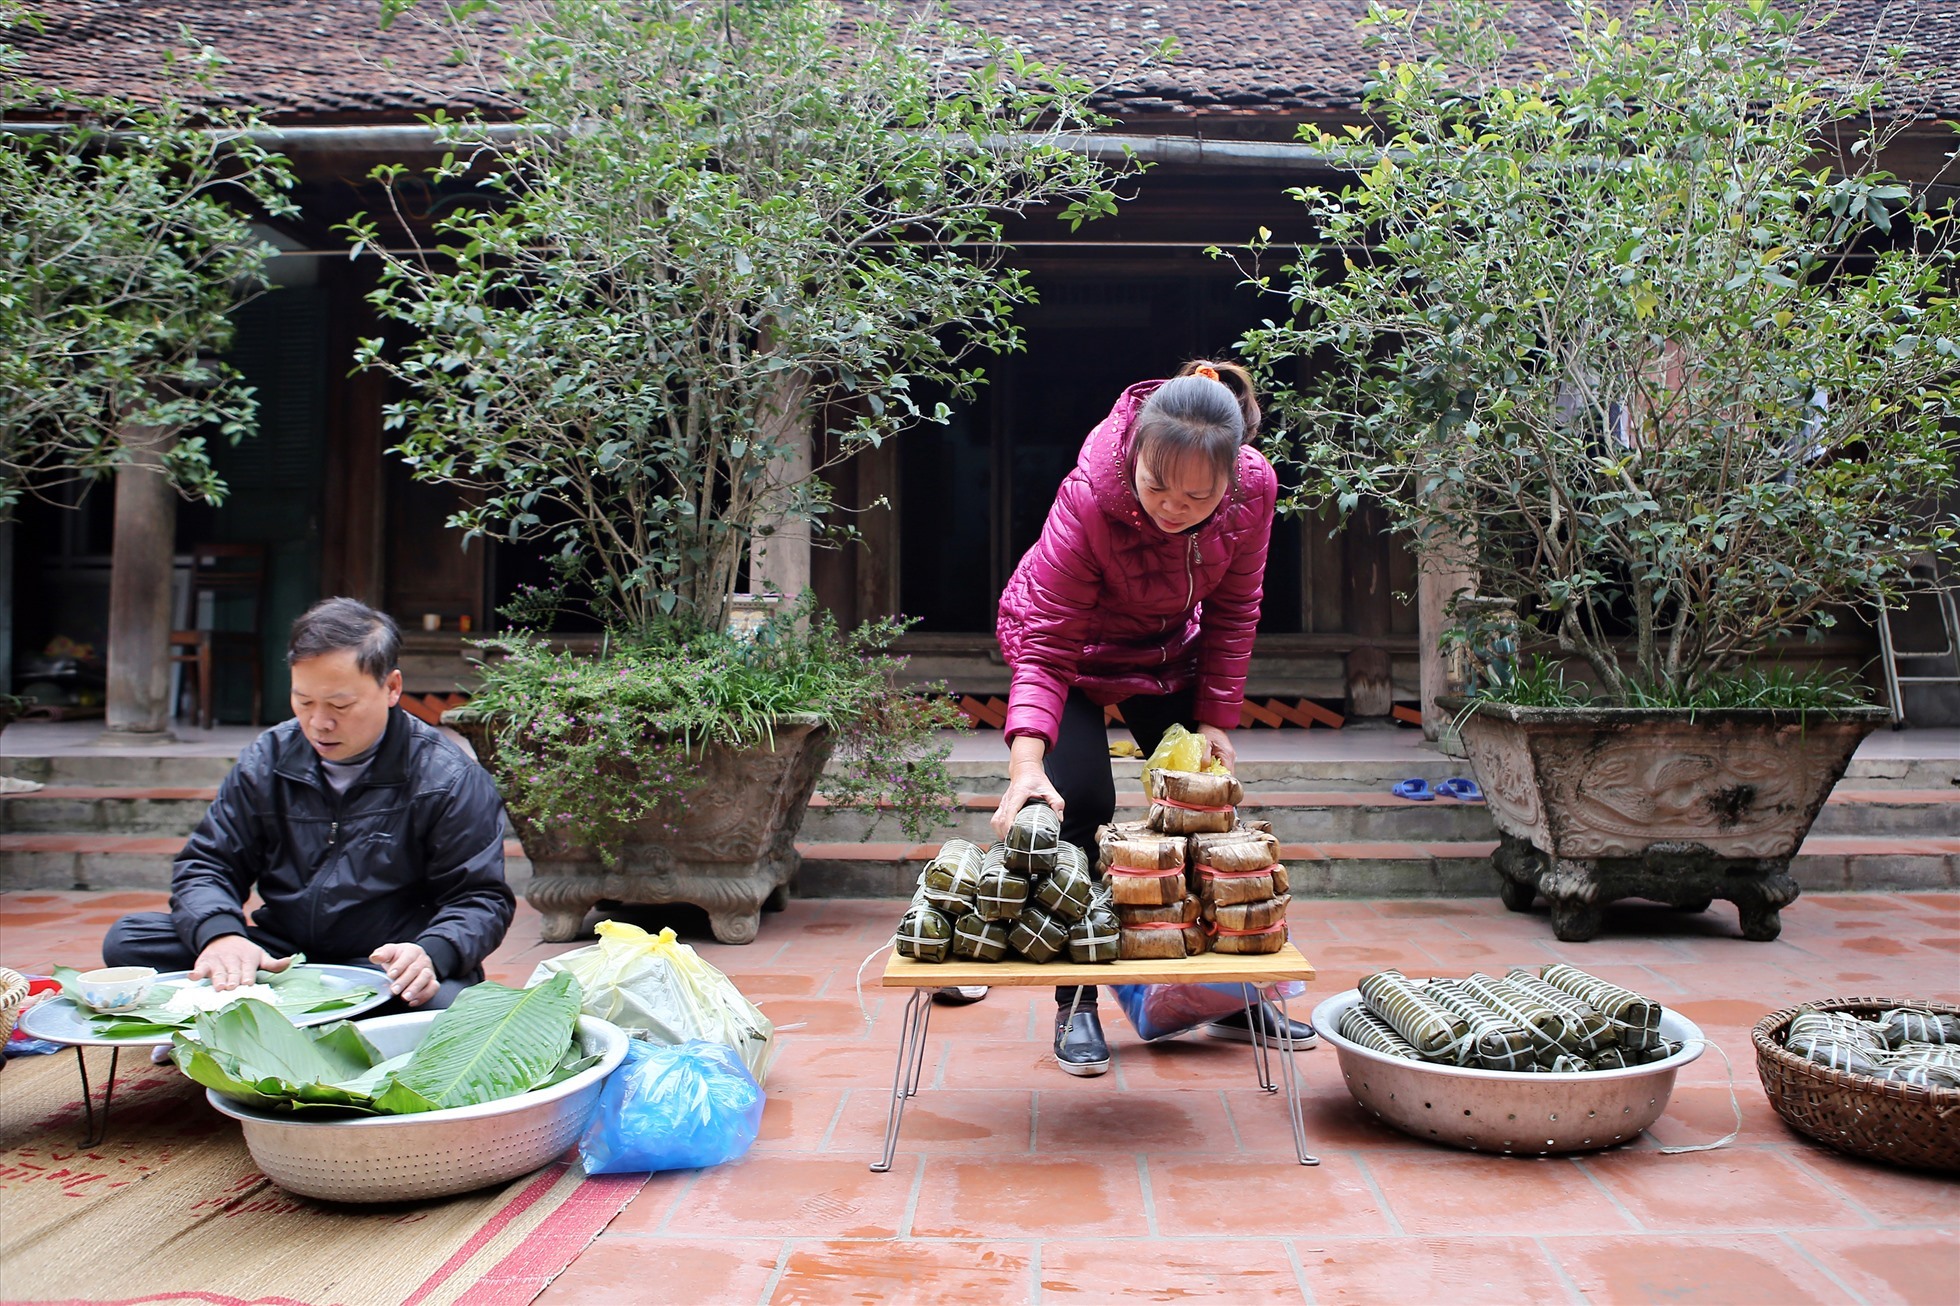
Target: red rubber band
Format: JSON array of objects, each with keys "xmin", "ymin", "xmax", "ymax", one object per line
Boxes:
[
  {"xmin": 1151, "ymin": 794, "xmax": 1234, "ymax": 813},
  {"xmin": 1207, "ymin": 920, "xmax": 1288, "ymax": 938},
  {"xmin": 1105, "ymin": 864, "xmax": 1185, "ymax": 879},
  {"xmin": 1195, "ymin": 863, "xmax": 1275, "ymax": 880},
  {"xmin": 1124, "ymin": 920, "xmax": 1195, "ymax": 930}
]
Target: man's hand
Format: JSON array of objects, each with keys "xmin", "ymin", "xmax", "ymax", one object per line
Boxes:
[
  {"xmin": 192, "ymin": 936, "xmax": 292, "ymax": 991},
  {"xmin": 371, "ymin": 942, "xmax": 440, "ymax": 1007},
  {"xmin": 991, "ymin": 734, "xmax": 1064, "ymax": 842},
  {"xmin": 1198, "ymin": 723, "xmax": 1237, "ymax": 772}
]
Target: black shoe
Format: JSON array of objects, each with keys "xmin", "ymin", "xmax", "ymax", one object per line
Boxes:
[
  {"xmin": 1204, "ymin": 1004, "xmax": 1318, "ymax": 1048},
  {"xmin": 932, "ymin": 986, "xmax": 990, "ymax": 1005},
  {"xmin": 1054, "ymin": 1007, "xmax": 1111, "ymax": 1077}
]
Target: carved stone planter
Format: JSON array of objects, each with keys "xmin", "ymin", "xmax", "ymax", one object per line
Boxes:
[
  {"xmin": 1438, "ymin": 698, "xmax": 1885, "ymax": 942},
  {"xmin": 445, "ymin": 709, "xmax": 833, "ymax": 945}
]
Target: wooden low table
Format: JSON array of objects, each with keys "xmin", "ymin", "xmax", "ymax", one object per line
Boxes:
[{"xmin": 875, "ymin": 944, "xmax": 1319, "ymax": 1171}]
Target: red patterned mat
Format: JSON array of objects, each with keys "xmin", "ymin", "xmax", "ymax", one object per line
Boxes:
[{"xmin": 0, "ymin": 1050, "xmax": 644, "ymax": 1305}]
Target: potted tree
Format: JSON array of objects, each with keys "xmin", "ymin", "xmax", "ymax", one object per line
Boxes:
[
  {"xmin": 349, "ymin": 0, "xmax": 1138, "ymax": 942},
  {"xmin": 1240, "ymin": 0, "xmax": 1959, "ymax": 941}
]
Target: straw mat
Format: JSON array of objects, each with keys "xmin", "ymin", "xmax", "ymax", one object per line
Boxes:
[{"xmin": 0, "ymin": 1051, "xmax": 645, "ymax": 1305}]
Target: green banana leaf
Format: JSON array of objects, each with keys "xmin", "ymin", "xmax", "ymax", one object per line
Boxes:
[
  {"xmin": 57, "ymin": 959, "xmax": 378, "ymax": 1036},
  {"xmin": 369, "ymin": 974, "xmax": 582, "ymax": 1115},
  {"xmin": 172, "ymin": 1000, "xmax": 389, "ymax": 1111}
]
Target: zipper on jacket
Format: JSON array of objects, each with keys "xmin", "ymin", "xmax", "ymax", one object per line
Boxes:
[{"xmin": 1184, "ymin": 535, "xmax": 1197, "ymax": 610}]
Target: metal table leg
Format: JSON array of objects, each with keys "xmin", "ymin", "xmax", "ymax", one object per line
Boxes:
[
  {"xmin": 871, "ymin": 988, "xmax": 933, "ymax": 1173},
  {"xmin": 74, "ymin": 1046, "xmax": 122, "ymax": 1148},
  {"xmin": 1268, "ymin": 993, "xmax": 1319, "ymax": 1166},
  {"xmin": 1242, "ymin": 986, "xmax": 1277, "ymax": 1092}
]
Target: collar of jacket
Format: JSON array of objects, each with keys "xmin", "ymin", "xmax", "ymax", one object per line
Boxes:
[{"xmin": 272, "ymin": 706, "xmax": 414, "ymax": 791}]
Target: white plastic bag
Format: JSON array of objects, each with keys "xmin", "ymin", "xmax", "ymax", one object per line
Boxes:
[{"xmin": 526, "ymin": 922, "xmax": 778, "ymax": 1086}]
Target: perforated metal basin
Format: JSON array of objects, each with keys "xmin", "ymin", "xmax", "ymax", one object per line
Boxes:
[
  {"xmin": 1311, "ymin": 990, "xmax": 1704, "ymax": 1155},
  {"xmin": 207, "ymin": 1013, "xmax": 628, "ymax": 1202}
]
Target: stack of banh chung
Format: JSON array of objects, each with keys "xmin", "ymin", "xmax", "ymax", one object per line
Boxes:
[
  {"xmin": 1100, "ymin": 766, "xmax": 1291, "ymax": 960},
  {"xmin": 893, "ymin": 803, "xmax": 1120, "ymax": 966},
  {"xmin": 1339, "ymin": 964, "xmax": 1685, "ymax": 1073}
]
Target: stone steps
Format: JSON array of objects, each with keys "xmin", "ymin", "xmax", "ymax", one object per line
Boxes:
[
  {"xmin": 8, "ymin": 782, "xmax": 1954, "ymax": 844},
  {"xmin": 5, "ymin": 743, "xmax": 1952, "ymax": 900},
  {"xmin": 6, "ymin": 830, "xmax": 1955, "ymax": 899}
]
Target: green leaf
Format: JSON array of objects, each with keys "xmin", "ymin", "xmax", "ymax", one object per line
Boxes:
[
  {"xmin": 370, "ymin": 974, "xmax": 582, "ymax": 1114},
  {"xmin": 170, "ymin": 1000, "xmax": 388, "ymax": 1110}
]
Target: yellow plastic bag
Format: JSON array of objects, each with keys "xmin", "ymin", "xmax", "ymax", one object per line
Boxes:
[
  {"xmin": 1142, "ymin": 723, "xmax": 1228, "ymax": 793},
  {"xmin": 527, "ymin": 922, "xmax": 778, "ymax": 1086}
]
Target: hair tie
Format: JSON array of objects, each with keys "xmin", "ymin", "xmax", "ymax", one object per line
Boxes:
[{"xmin": 1192, "ymin": 363, "xmax": 1220, "ymax": 382}]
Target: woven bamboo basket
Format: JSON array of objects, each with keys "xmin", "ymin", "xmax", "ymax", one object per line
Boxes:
[
  {"xmin": 1753, "ymin": 997, "xmax": 1960, "ymax": 1172},
  {"xmin": 1, "ymin": 967, "xmax": 28, "ymax": 1045}
]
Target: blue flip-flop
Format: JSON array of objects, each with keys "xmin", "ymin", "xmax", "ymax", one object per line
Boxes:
[
  {"xmin": 1392, "ymin": 778, "xmax": 1435, "ymax": 801},
  {"xmin": 1438, "ymin": 777, "xmax": 1483, "ymax": 801}
]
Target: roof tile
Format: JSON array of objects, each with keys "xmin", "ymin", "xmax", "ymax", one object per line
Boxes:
[{"xmin": 6, "ymin": 0, "xmax": 1956, "ymax": 122}]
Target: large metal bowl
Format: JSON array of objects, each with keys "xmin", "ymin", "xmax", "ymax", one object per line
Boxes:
[
  {"xmin": 207, "ymin": 1012, "xmax": 629, "ymax": 1202},
  {"xmin": 1311, "ymin": 989, "xmax": 1704, "ymax": 1155}
]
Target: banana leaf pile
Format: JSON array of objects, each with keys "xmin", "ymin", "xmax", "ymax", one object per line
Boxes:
[{"xmin": 172, "ymin": 973, "xmax": 594, "ymax": 1115}]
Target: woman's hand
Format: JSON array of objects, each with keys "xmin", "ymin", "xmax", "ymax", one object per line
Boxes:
[
  {"xmin": 1198, "ymin": 723, "xmax": 1237, "ymax": 772},
  {"xmin": 992, "ymin": 735, "xmax": 1064, "ymax": 841}
]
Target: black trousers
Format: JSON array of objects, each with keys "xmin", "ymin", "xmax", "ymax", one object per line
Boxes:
[
  {"xmin": 1047, "ymin": 686, "xmax": 1197, "ymax": 1009},
  {"xmin": 102, "ymin": 910, "xmax": 475, "ymax": 1012}
]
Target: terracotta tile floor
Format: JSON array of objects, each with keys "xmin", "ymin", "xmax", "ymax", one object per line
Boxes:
[{"xmin": 4, "ymin": 889, "xmax": 1956, "ymax": 1305}]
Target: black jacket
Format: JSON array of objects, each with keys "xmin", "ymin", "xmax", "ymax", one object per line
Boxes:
[{"xmin": 170, "ymin": 707, "xmax": 515, "ymax": 981}]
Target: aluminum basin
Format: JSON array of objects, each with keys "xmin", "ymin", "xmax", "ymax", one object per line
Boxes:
[
  {"xmin": 1311, "ymin": 990, "xmax": 1704, "ymax": 1155},
  {"xmin": 207, "ymin": 1012, "xmax": 629, "ymax": 1202}
]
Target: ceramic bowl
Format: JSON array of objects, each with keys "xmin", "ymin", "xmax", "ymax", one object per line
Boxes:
[{"xmin": 74, "ymin": 965, "xmax": 159, "ymax": 1012}]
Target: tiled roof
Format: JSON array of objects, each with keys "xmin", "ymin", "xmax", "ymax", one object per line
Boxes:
[{"xmin": 7, "ymin": 0, "xmax": 1957, "ymax": 124}]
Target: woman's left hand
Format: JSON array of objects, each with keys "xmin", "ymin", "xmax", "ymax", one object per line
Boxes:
[{"xmin": 1198, "ymin": 723, "xmax": 1237, "ymax": 772}]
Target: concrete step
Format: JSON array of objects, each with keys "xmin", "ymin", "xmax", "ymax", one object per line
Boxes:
[
  {"xmin": 0, "ymin": 787, "xmax": 221, "ymax": 835},
  {"xmin": 15, "ymin": 781, "xmax": 1950, "ymax": 845},
  {"xmin": 790, "ymin": 835, "xmax": 1960, "ymax": 899},
  {"xmin": 10, "ymin": 831, "xmax": 1952, "ymax": 900},
  {"xmin": 802, "ymin": 789, "xmax": 1503, "ymax": 845},
  {"xmin": 0, "ymin": 755, "xmax": 240, "ymax": 787}
]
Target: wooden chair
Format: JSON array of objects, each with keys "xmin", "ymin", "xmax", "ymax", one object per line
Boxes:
[{"xmin": 168, "ymin": 543, "xmax": 267, "ymax": 729}]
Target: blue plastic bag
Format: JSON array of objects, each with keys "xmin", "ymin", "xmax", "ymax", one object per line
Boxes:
[
  {"xmin": 578, "ymin": 1038, "xmax": 765, "ymax": 1175},
  {"xmin": 1111, "ymin": 980, "xmax": 1310, "ymax": 1042}
]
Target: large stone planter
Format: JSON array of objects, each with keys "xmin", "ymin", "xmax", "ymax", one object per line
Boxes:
[
  {"xmin": 1438, "ymin": 698, "xmax": 1885, "ymax": 942},
  {"xmin": 445, "ymin": 709, "xmax": 834, "ymax": 945}
]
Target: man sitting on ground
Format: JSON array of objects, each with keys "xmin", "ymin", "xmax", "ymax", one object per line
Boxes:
[{"xmin": 102, "ymin": 597, "xmax": 514, "ymax": 1010}]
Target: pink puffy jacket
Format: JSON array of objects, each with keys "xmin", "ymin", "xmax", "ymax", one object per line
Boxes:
[{"xmin": 996, "ymin": 379, "xmax": 1277, "ymax": 748}]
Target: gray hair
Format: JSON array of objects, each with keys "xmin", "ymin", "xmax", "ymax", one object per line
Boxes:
[{"xmin": 287, "ymin": 597, "xmax": 401, "ymax": 684}]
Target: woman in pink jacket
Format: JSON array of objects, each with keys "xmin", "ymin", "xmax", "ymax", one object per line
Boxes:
[{"xmin": 968, "ymin": 358, "xmax": 1314, "ymax": 1076}]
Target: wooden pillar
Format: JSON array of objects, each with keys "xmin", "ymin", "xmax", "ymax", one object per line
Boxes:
[
  {"xmin": 1344, "ymin": 503, "xmax": 1394, "ymax": 719},
  {"xmin": 321, "ymin": 258, "xmax": 385, "ymax": 604},
  {"xmin": 102, "ymin": 422, "xmax": 178, "ymax": 742},
  {"xmin": 854, "ymin": 438, "xmax": 899, "ymax": 622},
  {"xmin": 1415, "ymin": 483, "xmax": 1478, "ymax": 740},
  {"xmin": 751, "ymin": 373, "xmax": 813, "ymax": 614},
  {"xmin": 1417, "ymin": 553, "xmax": 1477, "ymax": 739}
]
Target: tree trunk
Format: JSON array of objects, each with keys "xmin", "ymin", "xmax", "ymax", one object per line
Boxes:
[{"xmin": 101, "ymin": 423, "xmax": 178, "ymax": 742}]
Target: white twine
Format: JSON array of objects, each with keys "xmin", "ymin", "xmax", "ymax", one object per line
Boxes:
[
  {"xmin": 854, "ymin": 934, "xmax": 900, "ymax": 1026},
  {"xmin": 1656, "ymin": 1038, "xmax": 1743, "ymax": 1155}
]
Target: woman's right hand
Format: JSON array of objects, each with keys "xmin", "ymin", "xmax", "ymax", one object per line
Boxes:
[{"xmin": 992, "ymin": 735, "xmax": 1065, "ymax": 841}]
